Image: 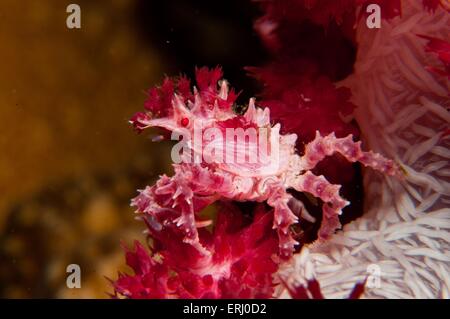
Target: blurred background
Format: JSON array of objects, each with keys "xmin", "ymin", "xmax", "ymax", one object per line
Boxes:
[{"xmin": 0, "ymin": 0, "xmax": 267, "ymax": 298}]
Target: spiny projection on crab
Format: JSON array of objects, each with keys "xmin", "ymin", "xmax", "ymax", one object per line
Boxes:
[{"xmin": 130, "ymin": 67, "xmax": 400, "ymax": 257}]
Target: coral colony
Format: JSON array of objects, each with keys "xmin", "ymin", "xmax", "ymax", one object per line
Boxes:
[{"xmin": 113, "ymin": 1, "xmax": 448, "ymax": 299}]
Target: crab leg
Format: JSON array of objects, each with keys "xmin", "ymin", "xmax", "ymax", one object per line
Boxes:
[
  {"xmin": 300, "ymin": 131, "xmax": 399, "ymax": 176},
  {"xmin": 131, "ymin": 169, "xmax": 219, "ymax": 256},
  {"xmin": 266, "ymin": 184, "xmax": 299, "ymax": 257},
  {"xmin": 288, "ymin": 171, "xmax": 349, "ymax": 239}
]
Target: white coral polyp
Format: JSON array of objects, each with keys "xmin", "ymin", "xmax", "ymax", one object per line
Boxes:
[{"xmin": 284, "ymin": 1, "xmax": 450, "ymax": 299}]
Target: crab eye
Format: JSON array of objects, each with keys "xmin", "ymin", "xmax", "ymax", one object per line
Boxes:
[{"xmin": 181, "ymin": 117, "xmax": 189, "ymax": 127}]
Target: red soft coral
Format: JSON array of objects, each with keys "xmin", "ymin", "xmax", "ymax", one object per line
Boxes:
[
  {"xmin": 248, "ymin": 62, "xmax": 358, "ymax": 142},
  {"xmin": 423, "ymin": 0, "xmax": 446, "ymax": 12},
  {"xmin": 253, "ymin": 0, "xmax": 402, "ymax": 58},
  {"xmin": 113, "ymin": 203, "xmax": 279, "ymax": 299},
  {"xmin": 142, "ymin": 67, "xmax": 236, "ymax": 117},
  {"xmin": 419, "ymin": 35, "xmax": 450, "ymax": 79},
  {"xmin": 254, "ymin": 0, "xmax": 444, "ymax": 57},
  {"xmin": 248, "ymin": 61, "xmax": 360, "ymax": 186}
]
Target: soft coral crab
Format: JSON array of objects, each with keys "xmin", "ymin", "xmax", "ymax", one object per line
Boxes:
[{"xmin": 131, "ymin": 67, "xmax": 399, "ymax": 257}]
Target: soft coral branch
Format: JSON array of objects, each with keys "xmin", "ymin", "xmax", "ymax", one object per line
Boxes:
[
  {"xmin": 418, "ymin": 35, "xmax": 450, "ymax": 79},
  {"xmin": 113, "ymin": 203, "xmax": 279, "ymax": 299}
]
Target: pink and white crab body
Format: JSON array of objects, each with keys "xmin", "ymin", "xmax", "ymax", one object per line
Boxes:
[{"xmin": 132, "ymin": 76, "xmax": 399, "ymax": 257}]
